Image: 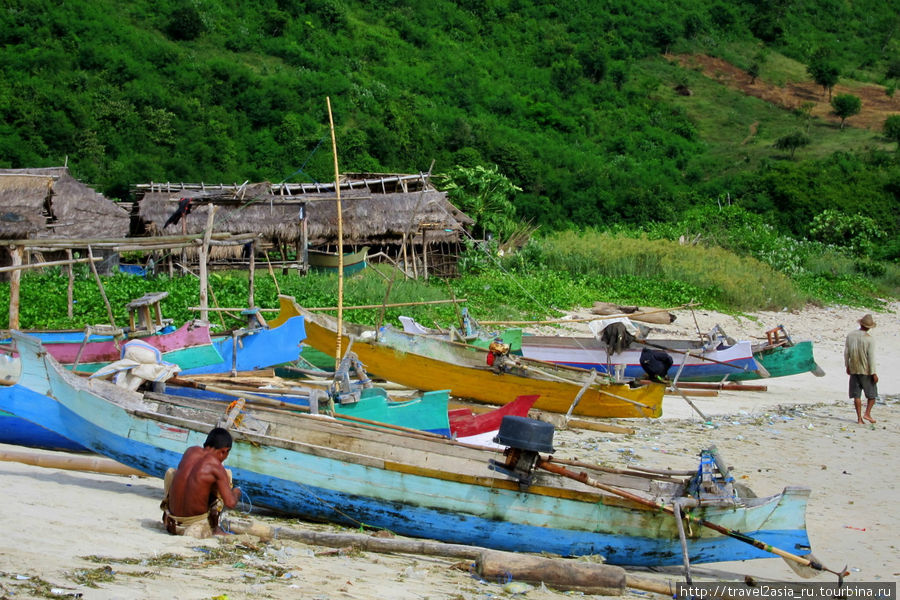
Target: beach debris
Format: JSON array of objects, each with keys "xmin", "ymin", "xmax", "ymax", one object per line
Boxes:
[
  {"xmin": 502, "ymin": 580, "xmax": 534, "ymax": 594},
  {"xmin": 50, "ymin": 589, "xmax": 83, "ymax": 598},
  {"xmin": 844, "ymin": 526, "xmax": 866, "ymax": 531}
]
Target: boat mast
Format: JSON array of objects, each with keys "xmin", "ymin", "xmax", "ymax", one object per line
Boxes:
[{"xmin": 326, "ymin": 97, "xmax": 344, "ymax": 370}]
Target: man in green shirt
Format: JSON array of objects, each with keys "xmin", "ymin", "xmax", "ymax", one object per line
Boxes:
[{"xmin": 844, "ymin": 314, "xmax": 878, "ymax": 425}]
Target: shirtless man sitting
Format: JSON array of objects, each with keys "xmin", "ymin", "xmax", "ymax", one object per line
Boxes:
[{"xmin": 160, "ymin": 427, "xmax": 241, "ymax": 538}]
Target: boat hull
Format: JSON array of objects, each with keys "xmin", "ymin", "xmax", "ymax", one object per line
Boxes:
[
  {"xmin": 725, "ymin": 341, "xmax": 822, "ymax": 381},
  {"xmin": 521, "ymin": 336, "xmax": 759, "ymax": 382},
  {"xmin": 179, "ymin": 296, "xmax": 306, "ymax": 375},
  {"xmin": 8, "ymin": 331, "xmax": 813, "ymax": 566},
  {"xmin": 1, "ymin": 321, "xmax": 222, "ymax": 374},
  {"xmin": 275, "ymin": 302, "xmax": 664, "ymax": 419}
]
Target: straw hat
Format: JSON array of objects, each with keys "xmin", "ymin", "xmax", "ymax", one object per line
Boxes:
[{"xmin": 859, "ymin": 314, "xmax": 876, "ymax": 328}]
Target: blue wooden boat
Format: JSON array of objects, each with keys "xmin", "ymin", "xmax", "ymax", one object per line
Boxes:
[
  {"xmin": 6, "ymin": 330, "xmax": 817, "ymax": 566},
  {"xmin": 179, "ymin": 295, "xmax": 306, "ymax": 375}
]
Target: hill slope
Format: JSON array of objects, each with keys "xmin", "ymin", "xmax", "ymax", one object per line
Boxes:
[{"xmin": 1, "ymin": 0, "xmax": 899, "ymax": 240}]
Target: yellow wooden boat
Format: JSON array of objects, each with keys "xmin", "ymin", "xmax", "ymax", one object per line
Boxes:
[{"xmin": 271, "ymin": 298, "xmax": 663, "ymax": 419}]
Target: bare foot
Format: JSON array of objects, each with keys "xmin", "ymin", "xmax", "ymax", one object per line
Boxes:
[
  {"xmin": 857, "ymin": 419, "xmax": 866, "ymax": 425},
  {"xmin": 864, "ymin": 416, "xmax": 876, "ymax": 423}
]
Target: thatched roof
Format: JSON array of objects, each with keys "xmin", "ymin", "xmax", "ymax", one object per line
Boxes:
[
  {"xmin": 0, "ymin": 167, "xmax": 130, "ymax": 239},
  {"xmin": 136, "ymin": 176, "xmax": 473, "ymax": 246}
]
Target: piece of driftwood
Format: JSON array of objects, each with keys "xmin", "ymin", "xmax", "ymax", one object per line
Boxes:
[
  {"xmin": 591, "ymin": 302, "xmax": 676, "ymax": 324},
  {"xmin": 220, "ymin": 517, "xmax": 678, "ymax": 596}
]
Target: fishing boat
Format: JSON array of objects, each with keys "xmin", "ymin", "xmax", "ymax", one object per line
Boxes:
[
  {"xmin": 398, "ymin": 309, "xmax": 524, "ymax": 354},
  {"xmin": 307, "ymin": 246, "xmax": 369, "ymax": 274},
  {"xmin": 165, "ymin": 379, "xmax": 454, "ymax": 438},
  {"xmin": 271, "ymin": 301, "xmax": 664, "ymax": 419},
  {"xmin": 178, "ymin": 295, "xmax": 306, "ymax": 375},
  {"xmin": 8, "ymin": 331, "xmax": 817, "ymax": 567},
  {"xmin": 717, "ymin": 326, "xmax": 824, "ymax": 382},
  {"xmin": 520, "ymin": 332, "xmax": 761, "ymax": 382},
  {"xmin": 449, "ymin": 394, "xmax": 538, "ymax": 446},
  {"xmin": 0, "ymin": 291, "xmax": 223, "ymax": 373}
]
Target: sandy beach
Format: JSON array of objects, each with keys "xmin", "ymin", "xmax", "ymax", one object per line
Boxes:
[{"xmin": 0, "ymin": 303, "xmax": 897, "ymax": 599}]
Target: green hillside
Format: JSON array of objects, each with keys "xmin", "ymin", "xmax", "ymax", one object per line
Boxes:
[{"xmin": 2, "ymin": 0, "xmax": 899, "ymax": 247}]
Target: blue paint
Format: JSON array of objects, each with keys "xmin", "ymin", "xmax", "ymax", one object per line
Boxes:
[{"xmin": 180, "ymin": 316, "xmax": 306, "ymax": 375}]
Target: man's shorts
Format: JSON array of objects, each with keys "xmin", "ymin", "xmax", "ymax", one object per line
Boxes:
[{"xmin": 849, "ymin": 374, "xmax": 878, "ymax": 400}]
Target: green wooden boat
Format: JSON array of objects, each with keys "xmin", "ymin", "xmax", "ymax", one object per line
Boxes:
[
  {"xmin": 729, "ymin": 340, "xmax": 824, "ymax": 381},
  {"xmin": 308, "ymin": 246, "xmax": 369, "ymax": 274}
]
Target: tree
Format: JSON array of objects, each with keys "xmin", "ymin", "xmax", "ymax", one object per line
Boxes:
[
  {"xmin": 437, "ymin": 165, "xmax": 522, "ymax": 241},
  {"xmin": 830, "ymin": 94, "xmax": 861, "ymax": 129},
  {"xmin": 807, "ymin": 57, "xmax": 839, "ymax": 100},
  {"xmin": 795, "ymin": 101, "xmax": 815, "ymax": 134},
  {"xmin": 773, "ymin": 131, "xmax": 810, "ymax": 158},
  {"xmin": 885, "ymin": 115, "xmax": 900, "ymax": 150}
]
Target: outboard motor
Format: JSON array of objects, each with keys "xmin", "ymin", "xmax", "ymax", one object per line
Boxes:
[{"xmin": 488, "ymin": 416, "xmax": 555, "ymax": 490}]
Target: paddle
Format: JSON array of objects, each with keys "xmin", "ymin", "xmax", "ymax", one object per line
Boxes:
[
  {"xmin": 537, "ymin": 458, "xmax": 847, "ymax": 581},
  {"xmin": 635, "ymin": 340, "xmax": 771, "ymax": 378}
]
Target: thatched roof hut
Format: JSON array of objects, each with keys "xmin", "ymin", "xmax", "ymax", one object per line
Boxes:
[
  {"xmin": 0, "ymin": 167, "xmax": 130, "ymax": 240},
  {"xmin": 135, "ymin": 174, "xmax": 473, "ymax": 247}
]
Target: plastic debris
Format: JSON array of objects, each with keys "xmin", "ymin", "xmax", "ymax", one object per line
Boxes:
[
  {"xmin": 502, "ymin": 581, "xmax": 534, "ymax": 594},
  {"xmin": 844, "ymin": 525, "xmax": 866, "ymax": 531}
]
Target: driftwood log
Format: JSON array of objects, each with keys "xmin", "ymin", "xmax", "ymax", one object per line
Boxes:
[
  {"xmin": 220, "ymin": 517, "xmax": 679, "ymax": 596},
  {"xmin": 591, "ymin": 302, "xmax": 676, "ymax": 324}
]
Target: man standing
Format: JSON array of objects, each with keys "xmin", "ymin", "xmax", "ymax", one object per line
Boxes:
[
  {"xmin": 160, "ymin": 427, "xmax": 241, "ymax": 537},
  {"xmin": 844, "ymin": 314, "xmax": 878, "ymax": 425}
]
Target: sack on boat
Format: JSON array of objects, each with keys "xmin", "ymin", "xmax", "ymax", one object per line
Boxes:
[{"xmin": 90, "ymin": 339, "xmax": 181, "ymax": 391}]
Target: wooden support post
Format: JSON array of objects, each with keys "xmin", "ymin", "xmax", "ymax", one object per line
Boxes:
[
  {"xmin": 198, "ymin": 204, "xmax": 216, "ymax": 323},
  {"xmin": 248, "ymin": 240, "xmax": 255, "ymax": 308},
  {"xmin": 421, "ymin": 229, "xmax": 428, "ymax": 280},
  {"xmin": 66, "ymin": 249, "xmax": 74, "ymax": 319},
  {"xmin": 8, "ymin": 246, "xmax": 22, "ymax": 329},
  {"xmin": 87, "ymin": 246, "xmax": 116, "ymax": 328}
]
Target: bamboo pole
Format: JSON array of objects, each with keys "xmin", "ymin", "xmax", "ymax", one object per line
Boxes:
[
  {"xmin": 0, "ymin": 255, "xmax": 102, "ymax": 273},
  {"xmin": 0, "ymin": 449, "xmax": 147, "ymax": 477},
  {"xmin": 8, "ymin": 246, "xmax": 22, "ymax": 329},
  {"xmin": 264, "ymin": 251, "xmax": 281, "ymax": 295},
  {"xmin": 87, "ymin": 246, "xmax": 116, "ymax": 328},
  {"xmin": 479, "ymin": 305, "xmax": 693, "ymax": 326},
  {"xmin": 187, "ymin": 298, "xmax": 469, "ymax": 313},
  {"xmin": 326, "ymin": 96, "xmax": 344, "ymax": 371}
]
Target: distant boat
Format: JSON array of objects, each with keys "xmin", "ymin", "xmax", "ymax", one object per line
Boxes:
[
  {"xmin": 307, "ymin": 246, "xmax": 369, "ymax": 274},
  {"xmin": 7, "ymin": 330, "xmax": 816, "ymax": 566}
]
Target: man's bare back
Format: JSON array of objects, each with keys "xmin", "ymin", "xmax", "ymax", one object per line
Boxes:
[{"xmin": 162, "ymin": 428, "xmax": 241, "ymax": 536}]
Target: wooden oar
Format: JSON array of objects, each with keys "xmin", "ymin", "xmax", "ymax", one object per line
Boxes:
[
  {"xmin": 635, "ymin": 340, "xmax": 771, "ymax": 378},
  {"xmin": 537, "ymin": 458, "xmax": 847, "ymax": 580}
]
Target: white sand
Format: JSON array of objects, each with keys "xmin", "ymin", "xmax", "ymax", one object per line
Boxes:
[{"xmin": 0, "ymin": 303, "xmax": 897, "ymax": 598}]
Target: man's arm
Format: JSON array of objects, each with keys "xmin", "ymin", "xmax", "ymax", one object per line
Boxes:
[{"xmin": 212, "ymin": 463, "xmax": 241, "ymax": 508}]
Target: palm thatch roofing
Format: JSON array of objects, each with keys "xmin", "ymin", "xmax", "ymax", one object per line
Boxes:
[
  {"xmin": 0, "ymin": 167, "xmax": 130, "ymax": 239},
  {"xmin": 135, "ymin": 174, "xmax": 473, "ymax": 246}
]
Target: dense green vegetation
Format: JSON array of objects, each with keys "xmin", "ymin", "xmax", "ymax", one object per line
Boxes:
[
  {"xmin": 5, "ymin": 208, "xmax": 897, "ymax": 331},
  {"xmin": 3, "ymin": 0, "xmax": 899, "ymax": 318},
  {"xmin": 3, "ymin": 0, "xmax": 900, "ymax": 248}
]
